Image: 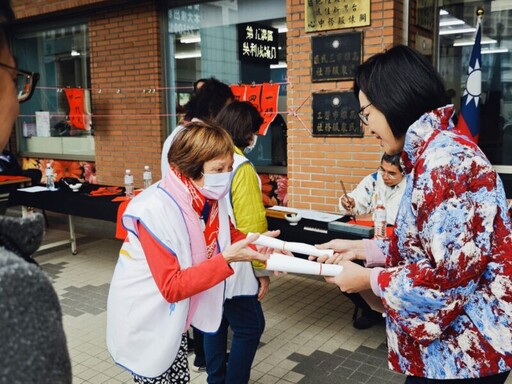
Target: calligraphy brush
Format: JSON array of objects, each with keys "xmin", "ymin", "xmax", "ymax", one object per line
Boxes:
[{"xmin": 339, "ymin": 179, "xmax": 357, "ymax": 222}]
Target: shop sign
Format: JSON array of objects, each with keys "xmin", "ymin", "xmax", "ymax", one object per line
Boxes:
[
  {"xmin": 306, "ymin": 0, "xmax": 370, "ymax": 32},
  {"xmin": 238, "ymin": 23, "xmax": 279, "ymax": 65},
  {"xmin": 312, "ymin": 32, "xmax": 362, "ymax": 82},
  {"xmin": 312, "ymin": 92, "xmax": 363, "ymax": 137}
]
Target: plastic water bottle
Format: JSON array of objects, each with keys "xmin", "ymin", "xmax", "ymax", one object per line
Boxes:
[
  {"xmin": 124, "ymin": 169, "xmax": 134, "ymax": 199},
  {"xmin": 143, "ymin": 165, "xmax": 152, "ymax": 189},
  {"xmin": 373, "ymin": 200, "xmax": 387, "ymax": 239},
  {"xmin": 45, "ymin": 163, "xmax": 55, "ymax": 190}
]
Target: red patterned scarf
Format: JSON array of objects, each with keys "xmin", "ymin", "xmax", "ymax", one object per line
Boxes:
[{"xmin": 172, "ymin": 168, "xmax": 219, "ymax": 259}]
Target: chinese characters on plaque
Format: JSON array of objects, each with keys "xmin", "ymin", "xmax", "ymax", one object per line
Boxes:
[
  {"xmin": 238, "ymin": 23, "xmax": 279, "ymax": 65},
  {"xmin": 312, "ymin": 92, "xmax": 362, "ymax": 137},
  {"xmin": 306, "ymin": 0, "xmax": 370, "ymax": 32},
  {"xmin": 312, "ymin": 32, "xmax": 362, "ymax": 82}
]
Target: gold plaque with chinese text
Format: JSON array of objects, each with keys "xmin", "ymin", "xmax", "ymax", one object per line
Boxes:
[{"xmin": 306, "ymin": 0, "xmax": 371, "ymax": 32}]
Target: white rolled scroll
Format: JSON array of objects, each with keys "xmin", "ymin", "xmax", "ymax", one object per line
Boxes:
[
  {"xmin": 249, "ymin": 233, "xmax": 334, "ymax": 258},
  {"xmin": 264, "ymin": 253, "xmax": 343, "ymax": 276}
]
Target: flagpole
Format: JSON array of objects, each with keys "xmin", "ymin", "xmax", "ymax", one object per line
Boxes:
[
  {"xmin": 474, "ymin": 8, "xmax": 483, "ymax": 44},
  {"xmin": 476, "ymin": 7, "xmax": 484, "ymax": 29}
]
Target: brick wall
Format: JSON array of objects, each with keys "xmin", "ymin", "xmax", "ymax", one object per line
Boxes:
[
  {"xmin": 12, "ymin": 0, "xmax": 164, "ymax": 187},
  {"xmin": 89, "ymin": 2, "xmax": 163, "ymax": 187},
  {"xmin": 12, "ymin": 0, "xmax": 407, "ymax": 199},
  {"xmin": 13, "ymin": 0, "xmax": 106, "ymax": 19},
  {"xmin": 286, "ymin": 0, "xmax": 403, "ymax": 212}
]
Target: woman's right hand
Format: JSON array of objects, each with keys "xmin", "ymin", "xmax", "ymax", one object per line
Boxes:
[
  {"xmin": 310, "ymin": 239, "xmax": 366, "ymax": 264},
  {"xmin": 339, "ymin": 195, "xmax": 355, "ymax": 211},
  {"xmin": 222, "ymin": 233, "xmax": 269, "ymax": 264},
  {"xmin": 324, "ymin": 260, "xmax": 372, "ymax": 293}
]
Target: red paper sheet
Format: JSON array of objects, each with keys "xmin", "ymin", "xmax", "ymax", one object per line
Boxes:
[
  {"xmin": 64, "ymin": 88, "xmax": 90, "ymax": 130},
  {"xmin": 0, "ymin": 175, "xmax": 30, "ymax": 182},
  {"xmin": 89, "ymin": 186, "xmax": 123, "ymax": 196},
  {"xmin": 259, "ymin": 82, "xmax": 279, "ymax": 135},
  {"xmin": 230, "ymin": 84, "xmax": 246, "ymax": 101},
  {"xmin": 346, "ymin": 219, "xmax": 394, "ymax": 237},
  {"xmin": 114, "ymin": 190, "xmax": 142, "ymax": 240}
]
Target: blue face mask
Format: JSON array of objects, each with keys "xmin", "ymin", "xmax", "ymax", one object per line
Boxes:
[
  {"xmin": 243, "ymin": 135, "xmax": 258, "ymax": 154},
  {"xmin": 199, "ymin": 171, "xmax": 231, "ymax": 200}
]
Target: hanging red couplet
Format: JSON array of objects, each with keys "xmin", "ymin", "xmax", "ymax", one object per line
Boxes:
[
  {"xmin": 259, "ymin": 82, "xmax": 280, "ymax": 135},
  {"xmin": 229, "ymin": 83, "xmax": 279, "ymax": 135},
  {"xmin": 64, "ymin": 88, "xmax": 90, "ymax": 130},
  {"xmin": 244, "ymin": 84, "xmax": 262, "ymax": 113},
  {"xmin": 230, "ymin": 85, "xmax": 246, "ymax": 101}
]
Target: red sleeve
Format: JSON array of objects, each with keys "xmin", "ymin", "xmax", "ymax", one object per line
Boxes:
[
  {"xmin": 230, "ymin": 221, "xmax": 246, "ymax": 242},
  {"xmin": 138, "ymin": 222, "xmax": 234, "ymax": 303},
  {"xmin": 229, "ymin": 221, "xmax": 257, "ymax": 251}
]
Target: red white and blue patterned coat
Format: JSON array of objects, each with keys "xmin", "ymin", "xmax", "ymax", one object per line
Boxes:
[{"xmin": 376, "ymin": 105, "xmax": 512, "ymax": 379}]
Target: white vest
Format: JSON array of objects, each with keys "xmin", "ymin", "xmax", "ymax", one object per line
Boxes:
[
  {"xmin": 107, "ymin": 183, "xmax": 230, "ymax": 378},
  {"xmin": 223, "ymin": 152, "xmax": 260, "ymax": 299}
]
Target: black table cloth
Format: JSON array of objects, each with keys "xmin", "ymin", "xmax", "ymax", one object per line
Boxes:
[{"xmin": 9, "ymin": 182, "xmax": 124, "ymax": 223}]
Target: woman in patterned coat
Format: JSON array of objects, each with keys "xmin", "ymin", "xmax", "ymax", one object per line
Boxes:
[{"xmin": 316, "ymin": 45, "xmax": 512, "ymax": 383}]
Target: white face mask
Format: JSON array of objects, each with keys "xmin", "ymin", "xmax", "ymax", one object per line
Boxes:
[
  {"xmin": 199, "ymin": 171, "xmax": 231, "ymax": 200},
  {"xmin": 243, "ymin": 135, "xmax": 258, "ymax": 154}
]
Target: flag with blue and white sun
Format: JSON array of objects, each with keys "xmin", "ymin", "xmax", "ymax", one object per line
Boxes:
[{"xmin": 456, "ymin": 15, "xmax": 482, "ymax": 143}]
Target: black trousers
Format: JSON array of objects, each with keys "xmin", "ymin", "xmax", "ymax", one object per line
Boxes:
[
  {"xmin": 343, "ymin": 260, "xmax": 382, "ymax": 320},
  {"xmin": 192, "ymin": 327, "xmax": 205, "ymax": 367}
]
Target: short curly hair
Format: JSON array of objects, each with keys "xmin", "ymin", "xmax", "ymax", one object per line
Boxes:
[{"xmin": 168, "ymin": 121, "xmax": 234, "ymax": 180}]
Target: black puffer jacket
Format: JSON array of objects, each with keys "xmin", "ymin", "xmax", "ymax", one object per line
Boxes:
[{"xmin": 0, "ymin": 213, "xmax": 72, "ymax": 383}]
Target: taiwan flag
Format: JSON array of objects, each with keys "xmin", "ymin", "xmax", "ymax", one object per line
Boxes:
[{"xmin": 456, "ymin": 17, "xmax": 482, "ymax": 143}]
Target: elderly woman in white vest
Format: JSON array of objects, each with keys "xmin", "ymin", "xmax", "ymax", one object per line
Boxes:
[
  {"xmin": 201, "ymin": 101, "xmax": 270, "ymax": 384},
  {"xmin": 107, "ymin": 121, "xmax": 275, "ymax": 384}
]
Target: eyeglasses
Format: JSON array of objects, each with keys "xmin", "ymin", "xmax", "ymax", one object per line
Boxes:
[
  {"xmin": 378, "ymin": 167, "xmax": 399, "ymax": 180},
  {"xmin": 0, "ymin": 62, "xmax": 40, "ymax": 103},
  {"xmin": 358, "ymin": 102, "xmax": 372, "ymax": 125}
]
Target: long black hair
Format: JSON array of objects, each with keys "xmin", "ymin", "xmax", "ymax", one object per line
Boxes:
[
  {"xmin": 184, "ymin": 77, "xmax": 234, "ymax": 121},
  {"xmin": 215, "ymin": 101, "xmax": 263, "ymax": 149},
  {"xmin": 354, "ymin": 45, "xmax": 449, "ymax": 139},
  {"xmin": 0, "ymin": 0, "xmax": 15, "ymax": 48}
]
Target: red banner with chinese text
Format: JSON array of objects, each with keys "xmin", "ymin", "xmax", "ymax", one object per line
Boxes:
[
  {"xmin": 230, "ymin": 85, "xmax": 246, "ymax": 101},
  {"xmin": 229, "ymin": 83, "xmax": 279, "ymax": 135},
  {"xmin": 260, "ymin": 82, "xmax": 280, "ymax": 135},
  {"xmin": 64, "ymin": 88, "xmax": 91, "ymax": 130}
]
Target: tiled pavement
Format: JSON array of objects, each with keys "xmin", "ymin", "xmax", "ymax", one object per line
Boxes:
[{"xmin": 9, "ymin": 208, "xmax": 512, "ymax": 384}]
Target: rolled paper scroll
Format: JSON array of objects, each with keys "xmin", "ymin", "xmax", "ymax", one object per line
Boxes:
[
  {"xmin": 264, "ymin": 253, "xmax": 343, "ymax": 276},
  {"xmin": 248, "ymin": 233, "xmax": 334, "ymax": 258}
]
